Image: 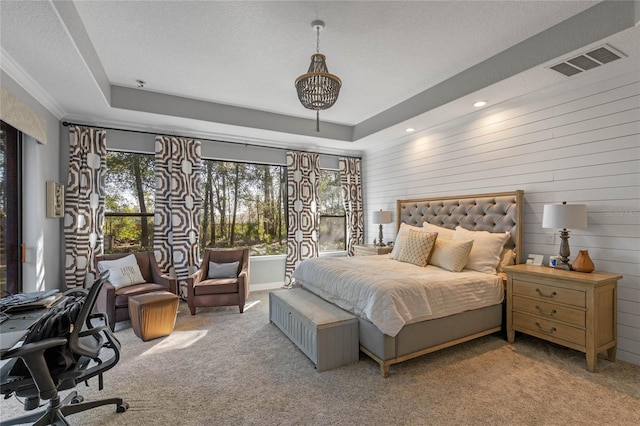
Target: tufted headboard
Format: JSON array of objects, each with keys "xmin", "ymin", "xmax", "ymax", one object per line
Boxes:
[{"xmin": 397, "ymin": 190, "xmax": 524, "ymax": 264}]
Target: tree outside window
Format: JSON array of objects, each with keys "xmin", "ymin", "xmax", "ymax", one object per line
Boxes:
[
  {"xmin": 318, "ymin": 169, "xmax": 346, "ymax": 251},
  {"xmin": 104, "ymin": 152, "xmax": 155, "ymax": 253},
  {"xmin": 104, "ymin": 153, "xmax": 345, "ymax": 257}
]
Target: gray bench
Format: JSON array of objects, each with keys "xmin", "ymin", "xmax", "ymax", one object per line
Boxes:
[{"xmin": 269, "ymin": 288, "xmax": 359, "ymax": 372}]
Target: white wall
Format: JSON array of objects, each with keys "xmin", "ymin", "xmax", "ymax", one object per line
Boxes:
[{"xmin": 362, "ymin": 71, "xmax": 640, "ymax": 366}]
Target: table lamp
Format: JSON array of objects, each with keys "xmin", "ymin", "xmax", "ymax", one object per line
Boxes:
[
  {"xmin": 372, "ymin": 210, "xmax": 392, "ymax": 247},
  {"xmin": 542, "ymin": 202, "xmax": 587, "ymax": 270}
]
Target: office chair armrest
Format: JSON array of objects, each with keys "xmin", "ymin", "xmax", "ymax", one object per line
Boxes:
[
  {"xmin": 2, "ymin": 337, "xmax": 68, "ymax": 400},
  {"xmin": 2, "ymin": 337, "xmax": 67, "ymax": 361}
]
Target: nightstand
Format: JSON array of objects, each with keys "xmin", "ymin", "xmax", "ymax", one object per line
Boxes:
[
  {"xmin": 503, "ymin": 264, "xmax": 621, "ymax": 372},
  {"xmin": 353, "ymin": 244, "xmax": 393, "ymax": 256}
]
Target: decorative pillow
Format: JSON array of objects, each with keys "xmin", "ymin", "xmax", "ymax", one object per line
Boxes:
[
  {"xmin": 429, "ymin": 239, "xmax": 474, "ymax": 272},
  {"xmin": 453, "ymin": 227, "xmax": 509, "ymax": 274},
  {"xmin": 208, "ymin": 261, "xmax": 240, "ymax": 279},
  {"xmin": 397, "ymin": 230, "xmax": 438, "ymax": 267},
  {"xmin": 390, "ymin": 223, "xmax": 424, "ymax": 259},
  {"xmin": 422, "ymin": 222, "xmax": 455, "ymax": 240},
  {"xmin": 496, "ymin": 248, "xmax": 516, "ymax": 273},
  {"xmin": 97, "ymin": 254, "xmax": 145, "ymax": 289}
]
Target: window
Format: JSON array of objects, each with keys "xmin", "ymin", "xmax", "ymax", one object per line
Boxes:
[
  {"xmin": 104, "ymin": 152, "xmax": 344, "ymax": 257},
  {"xmin": 104, "ymin": 152, "xmax": 155, "ymax": 254},
  {"xmin": 0, "ymin": 121, "xmax": 22, "ymax": 295},
  {"xmin": 199, "ymin": 160, "xmax": 287, "ymax": 256},
  {"xmin": 318, "ymin": 169, "xmax": 345, "ymax": 251}
]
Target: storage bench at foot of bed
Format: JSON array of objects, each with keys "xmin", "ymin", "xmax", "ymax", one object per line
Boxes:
[{"xmin": 269, "ymin": 288, "xmax": 359, "ymax": 372}]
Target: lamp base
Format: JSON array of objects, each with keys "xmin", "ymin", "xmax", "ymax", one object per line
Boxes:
[{"xmin": 377, "ymin": 224, "xmax": 386, "ymax": 247}]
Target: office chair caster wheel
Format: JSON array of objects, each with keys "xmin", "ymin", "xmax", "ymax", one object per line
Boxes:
[
  {"xmin": 70, "ymin": 395, "xmax": 84, "ymax": 404},
  {"xmin": 117, "ymin": 402, "xmax": 129, "ymax": 413}
]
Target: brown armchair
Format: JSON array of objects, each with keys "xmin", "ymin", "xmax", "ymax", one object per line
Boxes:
[
  {"xmin": 186, "ymin": 248, "xmax": 249, "ymax": 315},
  {"xmin": 94, "ymin": 252, "xmax": 177, "ymax": 331}
]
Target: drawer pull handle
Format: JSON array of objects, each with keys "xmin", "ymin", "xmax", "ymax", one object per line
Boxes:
[
  {"xmin": 535, "ymin": 306, "xmax": 557, "ymax": 316},
  {"xmin": 535, "ymin": 322, "xmax": 556, "ymax": 333},
  {"xmin": 535, "ymin": 288, "xmax": 557, "ymax": 298}
]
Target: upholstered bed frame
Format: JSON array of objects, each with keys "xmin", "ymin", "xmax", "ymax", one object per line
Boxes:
[{"xmin": 359, "ymin": 190, "xmax": 524, "ymax": 376}]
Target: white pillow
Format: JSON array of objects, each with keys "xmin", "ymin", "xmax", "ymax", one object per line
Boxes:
[
  {"xmin": 397, "ymin": 230, "xmax": 438, "ymax": 267},
  {"xmin": 453, "ymin": 227, "xmax": 510, "ymax": 274},
  {"xmin": 208, "ymin": 261, "xmax": 239, "ymax": 279},
  {"xmin": 429, "ymin": 239, "xmax": 474, "ymax": 272},
  {"xmin": 390, "ymin": 223, "xmax": 424, "ymax": 259},
  {"xmin": 97, "ymin": 254, "xmax": 145, "ymax": 289},
  {"xmin": 422, "ymin": 223, "xmax": 455, "ymax": 240}
]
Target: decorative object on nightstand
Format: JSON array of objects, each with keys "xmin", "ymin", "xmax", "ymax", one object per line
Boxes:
[
  {"xmin": 572, "ymin": 250, "xmax": 595, "ymax": 273},
  {"xmin": 504, "ymin": 264, "xmax": 621, "ymax": 372},
  {"xmin": 372, "ymin": 210, "xmax": 392, "ymax": 247},
  {"xmin": 542, "ymin": 202, "xmax": 587, "ymax": 270},
  {"xmin": 353, "ymin": 244, "xmax": 393, "ymax": 256}
]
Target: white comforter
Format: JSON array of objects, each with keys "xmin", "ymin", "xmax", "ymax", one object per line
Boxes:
[{"xmin": 291, "ymin": 256, "xmax": 503, "ymax": 337}]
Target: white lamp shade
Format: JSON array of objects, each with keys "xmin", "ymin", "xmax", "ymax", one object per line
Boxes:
[
  {"xmin": 372, "ymin": 210, "xmax": 392, "ymax": 224},
  {"xmin": 542, "ymin": 204, "xmax": 587, "ymax": 229}
]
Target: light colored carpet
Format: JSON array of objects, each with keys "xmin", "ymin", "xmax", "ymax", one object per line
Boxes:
[{"xmin": 1, "ymin": 290, "xmax": 639, "ymax": 425}]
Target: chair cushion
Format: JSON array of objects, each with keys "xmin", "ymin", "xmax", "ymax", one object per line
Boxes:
[
  {"xmin": 113, "ymin": 283, "xmax": 168, "ymax": 308},
  {"xmin": 193, "ymin": 279, "xmax": 239, "ymax": 296}
]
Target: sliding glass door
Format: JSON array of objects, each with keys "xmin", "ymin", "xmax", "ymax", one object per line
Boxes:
[{"xmin": 0, "ymin": 121, "xmax": 22, "ymax": 296}]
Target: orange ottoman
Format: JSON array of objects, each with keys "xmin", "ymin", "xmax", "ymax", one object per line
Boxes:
[{"xmin": 128, "ymin": 291, "xmax": 179, "ymax": 341}]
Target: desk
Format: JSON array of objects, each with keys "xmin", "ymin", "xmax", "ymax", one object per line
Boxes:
[{"xmin": 0, "ymin": 308, "xmax": 50, "ymax": 355}]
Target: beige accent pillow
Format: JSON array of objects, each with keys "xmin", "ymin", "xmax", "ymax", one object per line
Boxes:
[
  {"xmin": 453, "ymin": 227, "xmax": 510, "ymax": 274},
  {"xmin": 429, "ymin": 239, "xmax": 474, "ymax": 272},
  {"xmin": 422, "ymin": 222, "xmax": 455, "ymax": 240},
  {"xmin": 390, "ymin": 223, "xmax": 424, "ymax": 259},
  {"xmin": 397, "ymin": 230, "xmax": 438, "ymax": 267},
  {"xmin": 97, "ymin": 254, "xmax": 145, "ymax": 288},
  {"xmin": 496, "ymin": 248, "xmax": 516, "ymax": 273}
]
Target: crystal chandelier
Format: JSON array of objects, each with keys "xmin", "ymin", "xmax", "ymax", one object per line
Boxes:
[{"xmin": 295, "ymin": 20, "xmax": 342, "ymax": 132}]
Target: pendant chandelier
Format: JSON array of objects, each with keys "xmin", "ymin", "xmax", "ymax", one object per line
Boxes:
[{"xmin": 295, "ymin": 20, "xmax": 342, "ymax": 132}]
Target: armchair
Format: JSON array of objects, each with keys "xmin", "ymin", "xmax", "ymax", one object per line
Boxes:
[
  {"xmin": 187, "ymin": 248, "xmax": 249, "ymax": 315},
  {"xmin": 0, "ymin": 272, "xmax": 128, "ymax": 425},
  {"xmin": 94, "ymin": 252, "xmax": 177, "ymax": 330}
]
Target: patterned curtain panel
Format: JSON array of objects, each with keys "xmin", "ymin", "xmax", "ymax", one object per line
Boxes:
[
  {"xmin": 284, "ymin": 151, "xmax": 320, "ymax": 286},
  {"xmin": 154, "ymin": 136, "xmax": 202, "ymax": 281},
  {"xmin": 64, "ymin": 126, "xmax": 106, "ymax": 288},
  {"xmin": 339, "ymin": 157, "xmax": 364, "ymax": 256}
]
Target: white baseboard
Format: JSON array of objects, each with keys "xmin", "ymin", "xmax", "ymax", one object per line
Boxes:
[{"xmin": 250, "ymin": 282, "xmax": 285, "ymax": 292}]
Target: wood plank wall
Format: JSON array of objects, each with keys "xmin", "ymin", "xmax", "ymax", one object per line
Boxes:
[{"xmin": 362, "ymin": 70, "xmax": 640, "ymax": 366}]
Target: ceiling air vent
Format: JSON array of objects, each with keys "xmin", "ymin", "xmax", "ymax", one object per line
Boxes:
[{"xmin": 549, "ymin": 44, "xmax": 625, "ymax": 77}]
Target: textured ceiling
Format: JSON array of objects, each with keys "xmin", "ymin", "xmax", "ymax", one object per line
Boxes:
[{"xmin": 1, "ymin": 1, "xmax": 638, "ymax": 154}]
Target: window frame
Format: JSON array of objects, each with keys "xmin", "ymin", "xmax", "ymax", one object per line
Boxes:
[{"xmin": 1, "ymin": 121, "xmax": 23, "ymax": 295}]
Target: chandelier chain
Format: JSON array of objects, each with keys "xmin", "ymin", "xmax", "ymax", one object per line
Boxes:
[{"xmin": 316, "ymin": 26, "xmax": 320, "ymax": 53}]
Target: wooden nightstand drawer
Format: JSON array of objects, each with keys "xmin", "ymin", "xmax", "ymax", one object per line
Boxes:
[
  {"xmin": 513, "ymin": 312, "xmax": 585, "ymax": 346},
  {"xmin": 513, "ymin": 296, "xmax": 585, "ymax": 327},
  {"xmin": 513, "ymin": 280, "xmax": 585, "ymax": 307}
]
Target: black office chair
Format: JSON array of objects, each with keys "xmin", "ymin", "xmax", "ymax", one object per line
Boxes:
[{"xmin": 0, "ymin": 272, "xmax": 128, "ymax": 425}]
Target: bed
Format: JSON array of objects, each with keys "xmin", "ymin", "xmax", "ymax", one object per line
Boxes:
[{"xmin": 292, "ymin": 190, "xmax": 524, "ymax": 376}]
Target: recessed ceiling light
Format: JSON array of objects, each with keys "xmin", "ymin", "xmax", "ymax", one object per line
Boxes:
[
  {"xmin": 405, "ymin": 127, "xmax": 415, "ymax": 132},
  {"xmin": 473, "ymin": 100, "xmax": 487, "ymax": 107}
]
